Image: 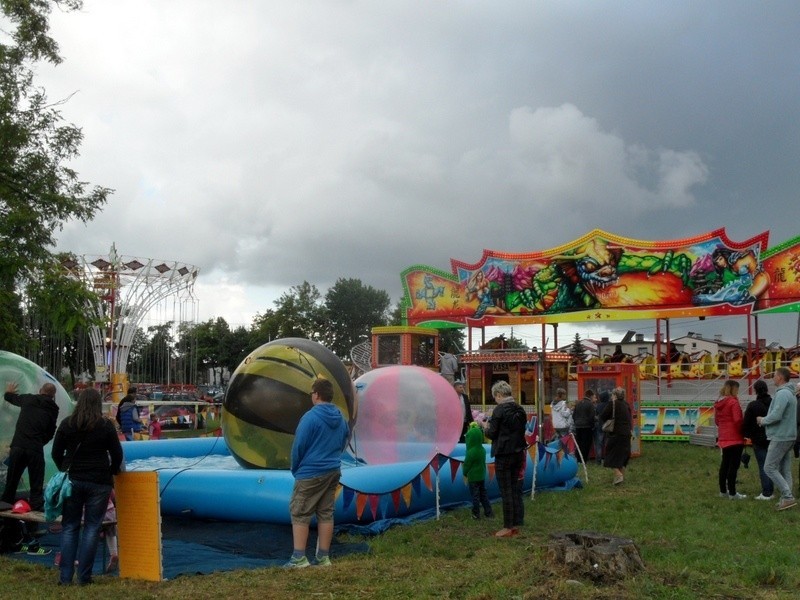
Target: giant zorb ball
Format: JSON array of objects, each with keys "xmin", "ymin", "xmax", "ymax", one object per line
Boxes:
[
  {"xmin": 222, "ymin": 338, "xmax": 356, "ymax": 469},
  {"xmin": 0, "ymin": 351, "xmax": 74, "ymax": 490},
  {"xmin": 351, "ymin": 366, "xmax": 463, "ymax": 465}
]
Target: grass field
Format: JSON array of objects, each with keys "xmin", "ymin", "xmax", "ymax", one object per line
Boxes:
[{"xmin": 2, "ymin": 442, "xmax": 799, "ymax": 599}]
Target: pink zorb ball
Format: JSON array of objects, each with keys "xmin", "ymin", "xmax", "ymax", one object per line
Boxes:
[{"xmin": 351, "ymin": 366, "xmax": 464, "ymax": 465}]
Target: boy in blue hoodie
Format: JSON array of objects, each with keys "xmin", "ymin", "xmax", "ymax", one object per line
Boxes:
[
  {"xmin": 462, "ymin": 422, "xmax": 494, "ymax": 519},
  {"xmin": 285, "ymin": 377, "xmax": 350, "ymax": 568}
]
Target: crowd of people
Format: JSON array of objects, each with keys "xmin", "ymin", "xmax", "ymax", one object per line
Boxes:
[
  {"xmin": 715, "ymin": 367, "xmax": 800, "ymax": 511},
  {"xmin": 5, "ymin": 367, "xmax": 800, "ymax": 583}
]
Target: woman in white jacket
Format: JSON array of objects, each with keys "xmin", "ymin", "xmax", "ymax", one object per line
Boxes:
[{"xmin": 550, "ymin": 388, "xmax": 573, "ymax": 439}]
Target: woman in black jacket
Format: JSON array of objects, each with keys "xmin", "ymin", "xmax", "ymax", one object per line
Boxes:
[
  {"xmin": 52, "ymin": 388, "xmax": 123, "ymax": 585},
  {"xmin": 484, "ymin": 380, "xmax": 527, "ymax": 538},
  {"xmin": 743, "ymin": 379, "xmax": 773, "ymax": 500},
  {"xmin": 600, "ymin": 387, "xmax": 632, "ymax": 485}
]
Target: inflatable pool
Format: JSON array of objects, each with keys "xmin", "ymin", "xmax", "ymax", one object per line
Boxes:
[{"xmin": 124, "ymin": 436, "xmax": 580, "ymax": 525}]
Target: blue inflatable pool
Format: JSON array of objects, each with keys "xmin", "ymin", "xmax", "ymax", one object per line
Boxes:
[{"xmin": 123, "ymin": 437, "xmax": 580, "ymax": 525}]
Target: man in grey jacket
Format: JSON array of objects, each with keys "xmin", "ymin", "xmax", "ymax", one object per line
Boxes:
[{"xmin": 757, "ymin": 367, "xmax": 798, "ymax": 511}]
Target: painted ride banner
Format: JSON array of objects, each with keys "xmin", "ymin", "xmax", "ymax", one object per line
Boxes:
[{"xmin": 401, "ymin": 228, "xmax": 800, "ymax": 327}]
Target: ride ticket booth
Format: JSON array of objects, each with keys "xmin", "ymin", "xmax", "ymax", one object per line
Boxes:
[
  {"xmin": 370, "ymin": 326, "xmax": 439, "ymax": 370},
  {"xmin": 577, "ymin": 363, "xmax": 641, "ymax": 457},
  {"xmin": 460, "ymin": 348, "xmax": 571, "ymax": 408}
]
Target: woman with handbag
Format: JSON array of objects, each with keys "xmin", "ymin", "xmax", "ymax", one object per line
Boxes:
[
  {"xmin": 599, "ymin": 387, "xmax": 632, "ymax": 485},
  {"xmin": 51, "ymin": 388, "xmax": 123, "ymax": 585},
  {"xmin": 483, "ymin": 380, "xmax": 527, "ymax": 538}
]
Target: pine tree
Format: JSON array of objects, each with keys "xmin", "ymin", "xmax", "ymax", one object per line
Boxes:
[{"xmin": 569, "ymin": 332, "xmax": 588, "ymax": 364}]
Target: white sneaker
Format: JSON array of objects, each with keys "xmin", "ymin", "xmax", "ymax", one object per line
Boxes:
[
  {"xmin": 729, "ymin": 492, "xmax": 747, "ymax": 500},
  {"xmin": 755, "ymin": 494, "xmax": 773, "ymax": 501},
  {"xmin": 719, "ymin": 492, "xmax": 728, "ymax": 498}
]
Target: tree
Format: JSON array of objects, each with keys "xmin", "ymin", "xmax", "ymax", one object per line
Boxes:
[
  {"xmin": 186, "ymin": 317, "xmax": 249, "ymax": 385},
  {"xmin": 438, "ymin": 328, "xmax": 465, "ymax": 354},
  {"xmin": 220, "ymin": 325, "xmax": 250, "ymax": 381},
  {"xmin": 22, "ymin": 253, "xmax": 102, "ymax": 388},
  {"xmin": 569, "ymin": 332, "xmax": 589, "ymax": 364},
  {"xmin": 323, "ymin": 278, "xmax": 390, "ymax": 358},
  {"xmin": 133, "ymin": 322, "xmax": 174, "ymax": 384},
  {"xmin": 252, "ymin": 282, "xmax": 326, "ymax": 342},
  {"xmin": 0, "ymin": 1, "xmax": 111, "ymax": 352}
]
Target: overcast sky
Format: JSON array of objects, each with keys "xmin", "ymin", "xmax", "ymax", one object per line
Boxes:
[{"xmin": 26, "ymin": 1, "xmax": 800, "ymax": 349}]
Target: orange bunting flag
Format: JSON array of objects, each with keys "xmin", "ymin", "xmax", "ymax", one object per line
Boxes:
[
  {"xmin": 487, "ymin": 462, "xmax": 496, "ymax": 482},
  {"xmin": 355, "ymin": 493, "xmax": 368, "ymax": 520},
  {"xmin": 449, "ymin": 458, "xmax": 461, "ymax": 482},
  {"xmin": 401, "ymin": 484, "xmax": 412, "ymax": 508},
  {"xmin": 421, "ymin": 467, "xmax": 433, "ymax": 491},
  {"xmin": 335, "ymin": 485, "xmax": 343, "ymax": 501}
]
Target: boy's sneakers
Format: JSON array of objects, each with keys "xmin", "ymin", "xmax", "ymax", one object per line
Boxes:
[
  {"xmin": 283, "ymin": 555, "xmax": 310, "ymax": 569},
  {"xmin": 26, "ymin": 545, "xmax": 52, "ymax": 556},
  {"xmin": 755, "ymin": 494, "xmax": 773, "ymax": 501},
  {"xmin": 471, "ymin": 513, "xmax": 479, "ymax": 520},
  {"xmin": 315, "ymin": 555, "xmax": 332, "ymax": 567},
  {"xmin": 728, "ymin": 493, "xmax": 747, "ymax": 500},
  {"xmin": 777, "ymin": 498, "xmax": 797, "ymax": 511}
]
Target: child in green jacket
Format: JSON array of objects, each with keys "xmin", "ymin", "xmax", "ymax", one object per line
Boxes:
[{"xmin": 463, "ymin": 422, "xmax": 494, "ymax": 519}]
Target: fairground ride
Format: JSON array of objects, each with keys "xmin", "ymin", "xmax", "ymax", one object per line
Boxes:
[{"xmin": 61, "ymin": 244, "xmax": 199, "ymax": 402}]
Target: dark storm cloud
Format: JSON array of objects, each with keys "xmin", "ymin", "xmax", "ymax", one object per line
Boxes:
[{"xmin": 36, "ymin": 1, "xmax": 799, "ymax": 340}]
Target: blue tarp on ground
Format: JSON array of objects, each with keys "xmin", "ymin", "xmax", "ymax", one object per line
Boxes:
[{"xmin": 8, "ymin": 516, "xmax": 369, "ymax": 579}]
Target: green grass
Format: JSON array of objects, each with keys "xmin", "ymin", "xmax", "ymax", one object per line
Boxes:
[{"xmin": 3, "ymin": 442, "xmax": 800, "ymax": 599}]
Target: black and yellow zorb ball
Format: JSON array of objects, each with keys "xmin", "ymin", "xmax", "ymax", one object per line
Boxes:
[{"xmin": 222, "ymin": 338, "xmax": 356, "ymax": 469}]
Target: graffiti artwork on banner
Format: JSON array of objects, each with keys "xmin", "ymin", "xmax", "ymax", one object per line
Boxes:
[
  {"xmin": 640, "ymin": 405, "xmax": 714, "ymax": 437},
  {"xmin": 398, "ymin": 227, "xmax": 800, "ymax": 327}
]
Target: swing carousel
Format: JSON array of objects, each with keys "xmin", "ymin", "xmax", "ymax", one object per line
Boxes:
[{"xmin": 60, "ymin": 244, "xmax": 199, "ymax": 401}]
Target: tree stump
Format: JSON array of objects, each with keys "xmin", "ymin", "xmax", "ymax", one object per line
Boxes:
[{"xmin": 546, "ymin": 531, "xmax": 645, "ymax": 582}]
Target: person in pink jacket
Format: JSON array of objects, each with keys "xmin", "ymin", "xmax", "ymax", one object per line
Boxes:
[{"xmin": 714, "ymin": 379, "xmax": 746, "ymax": 499}]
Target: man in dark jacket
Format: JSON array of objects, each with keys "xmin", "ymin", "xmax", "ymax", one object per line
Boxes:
[
  {"xmin": 454, "ymin": 380, "xmax": 474, "ymax": 442},
  {"xmin": 743, "ymin": 379, "xmax": 773, "ymax": 500},
  {"xmin": 573, "ymin": 390, "xmax": 596, "ymax": 464},
  {"xmin": 2, "ymin": 381, "xmax": 59, "ymax": 511}
]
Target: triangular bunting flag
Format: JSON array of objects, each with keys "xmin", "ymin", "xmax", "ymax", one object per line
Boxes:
[
  {"xmin": 342, "ymin": 486, "xmax": 355, "ymax": 511},
  {"xmin": 335, "ymin": 485, "xmax": 343, "ymax": 501},
  {"xmin": 487, "ymin": 462, "xmax": 496, "ymax": 482},
  {"xmin": 438, "ymin": 454, "xmax": 449, "ymax": 472},
  {"xmin": 391, "ymin": 489, "xmax": 401, "ymax": 513},
  {"xmin": 401, "ymin": 484, "xmax": 412, "ymax": 508},
  {"xmin": 355, "ymin": 493, "xmax": 368, "ymax": 520},
  {"xmin": 420, "ymin": 467, "xmax": 433, "ymax": 491},
  {"xmin": 368, "ymin": 494, "xmax": 380, "ymax": 519},
  {"xmin": 430, "ymin": 455, "xmax": 442, "ymax": 474},
  {"xmin": 412, "ymin": 475, "xmax": 421, "ymax": 497},
  {"xmin": 449, "ymin": 458, "xmax": 461, "ymax": 482}
]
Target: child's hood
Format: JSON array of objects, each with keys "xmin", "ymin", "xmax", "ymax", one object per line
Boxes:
[{"xmin": 465, "ymin": 423, "xmax": 485, "ymax": 449}]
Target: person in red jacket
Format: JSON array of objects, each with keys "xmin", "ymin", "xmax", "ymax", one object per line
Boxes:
[{"xmin": 714, "ymin": 379, "xmax": 746, "ymax": 499}]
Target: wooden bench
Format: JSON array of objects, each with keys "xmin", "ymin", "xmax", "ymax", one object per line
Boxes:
[
  {"xmin": 0, "ymin": 509, "xmax": 116, "ymax": 526},
  {"xmin": 1, "ymin": 509, "xmax": 117, "ymax": 563}
]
